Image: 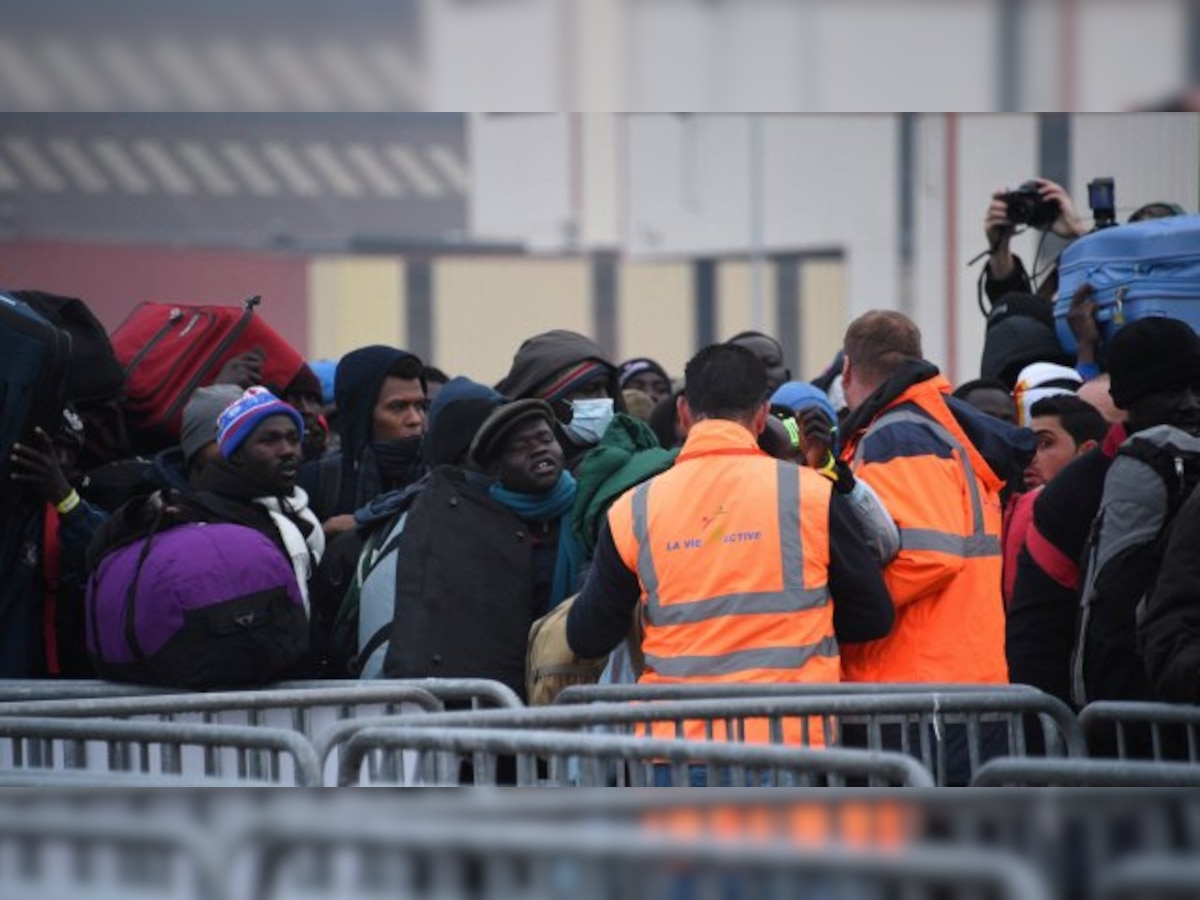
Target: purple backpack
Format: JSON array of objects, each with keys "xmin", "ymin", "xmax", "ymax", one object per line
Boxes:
[{"xmin": 86, "ymin": 523, "xmax": 309, "ymax": 688}]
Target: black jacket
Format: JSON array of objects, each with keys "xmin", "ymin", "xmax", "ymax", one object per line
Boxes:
[
  {"xmin": 1007, "ymin": 424, "xmax": 1125, "ymax": 706},
  {"xmin": 381, "ymin": 467, "xmax": 543, "ymax": 701},
  {"xmin": 1139, "ymin": 486, "xmax": 1200, "ymax": 702}
]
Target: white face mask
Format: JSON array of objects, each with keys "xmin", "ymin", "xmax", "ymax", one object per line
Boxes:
[{"xmin": 564, "ymin": 398, "xmax": 615, "ymax": 446}]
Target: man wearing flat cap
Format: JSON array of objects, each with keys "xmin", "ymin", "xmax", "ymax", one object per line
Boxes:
[{"xmin": 380, "ymin": 398, "xmax": 584, "ymax": 701}]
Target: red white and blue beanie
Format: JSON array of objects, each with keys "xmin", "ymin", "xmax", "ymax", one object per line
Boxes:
[{"xmin": 217, "ymin": 386, "xmax": 305, "ymax": 459}]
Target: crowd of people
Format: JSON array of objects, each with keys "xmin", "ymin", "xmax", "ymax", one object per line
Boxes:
[{"xmin": 3, "ymin": 176, "xmax": 1199, "ymax": 738}]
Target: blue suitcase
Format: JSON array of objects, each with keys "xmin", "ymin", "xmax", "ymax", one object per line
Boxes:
[
  {"xmin": 1055, "ymin": 214, "xmax": 1200, "ymax": 354},
  {"xmin": 0, "ymin": 292, "xmax": 71, "ymax": 506}
]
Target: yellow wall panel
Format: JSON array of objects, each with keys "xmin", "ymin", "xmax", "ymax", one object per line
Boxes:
[
  {"xmin": 800, "ymin": 260, "xmax": 846, "ymax": 381},
  {"xmin": 307, "ymin": 256, "xmax": 404, "ymax": 360},
  {"xmin": 717, "ymin": 261, "xmax": 777, "ymax": 344},
  {"xmin": 617, "ymin": 263, "xmax": 692, "ymax": 381},
  {"xmin": 432, "ymin": 258, "xmax": 591, "ymax": 386}
]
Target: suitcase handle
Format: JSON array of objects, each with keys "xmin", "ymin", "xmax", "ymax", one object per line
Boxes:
[{"xmin": 243, "ymin": 295, "xmax": 262, "ymax": 313}]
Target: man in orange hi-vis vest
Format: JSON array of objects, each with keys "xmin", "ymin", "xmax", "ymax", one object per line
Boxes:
[
  {"xmin": 837, "ymin": 311, "xmax": 1037, "ymax": 685},
  {"xmin": 836, "ymin": 311, "xmax": 1035, "ymax": 782},
  {"xmin": 566, "ymin": 343, "xmax": 894, "ymax": 749}
]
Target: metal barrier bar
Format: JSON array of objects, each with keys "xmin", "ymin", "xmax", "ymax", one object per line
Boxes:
[
  {"xmin": 0, "ymin": 677, "xmax": 524, "ymax": 709},
  {"xmin": 316, "ymin": 692, "xmax": 1084, "ymax": 787},
  {"xmin": 1095, "ymin": 856, "xmax": 1200, "ymax": 900},
  {"xmin": 971, "ymin": 758, "xmax": 1200, "ymax": 787},
  {"xmin": 274, "ymin": 678, "xmax": 525, "ymax": 709},
  {"xmin": 1079, "ymin": 701, "xmax": 1200, "ymax": 761},
  {"xmin": 335, "ymin": 725, "xmax": 935, "ymax": 787},
  {"xmin": 0, "ymin": 717, "xmax": 322, "ymax": 786},
  {"xmin": 557, "ymin": 682, "xmax": 1044, "ymax": 704}
]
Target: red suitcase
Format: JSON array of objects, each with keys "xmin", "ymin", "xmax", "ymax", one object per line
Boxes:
[{"xmin": 111, "ymin": 296, "xmax": 305, "ymax": 449}]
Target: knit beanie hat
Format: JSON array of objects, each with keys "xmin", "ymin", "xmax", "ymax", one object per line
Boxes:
[
  {"xmin": 421, "ymin": 376, "xmax": 505, "ymax": 467},
  {"xmin": 181, "ymin": 384, "xmax": 245, "ymax": 463},
  {"xmin": 618, "ymin": 357, "xmax": 671, "ymax": 390},
  {"xmin": 1012, "ymin": 362, "xmax": 1082, "ymax": 427},
  {"xmin": 1107, "ymin": 318, "xmax": 1200, "ymax": 409},
  {"xmin": 216, "ymin": 386, "xmax": 305, "ymax": 459}
]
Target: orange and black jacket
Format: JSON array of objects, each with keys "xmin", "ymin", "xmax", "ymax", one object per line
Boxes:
[{"xmin": 838, "ymin": 359, "xmax": 1034, "ymax": 684}]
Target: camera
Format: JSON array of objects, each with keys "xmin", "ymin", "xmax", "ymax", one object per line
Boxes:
[
  {"xmin": 1004, "ymin": 181, "xmax": 1060, "ymax": 229},
  {"xmin": 1088, "ymin": 177, "xmax": 1117, "ymax": 229}
]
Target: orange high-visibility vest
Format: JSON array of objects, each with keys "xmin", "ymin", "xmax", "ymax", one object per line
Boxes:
[
  {"xmin": 839, "ymin": 376, "xmax": 1008, "ymax": 684},
  {"xmin": 608, "ymin": 420, "xmax": 838, "ymax": 742}
]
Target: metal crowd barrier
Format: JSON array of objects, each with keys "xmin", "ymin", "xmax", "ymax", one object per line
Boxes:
[
  {"xmin": 0, "ymin": 679, "xmax": 523, "ymax": 787},
  {"xmin": 334, "ymin": 724, "xmax": 935, "ymax": 786},
  {"xmin": 316, "ymin": 692, "xmax": 1084, "ymax": 787},
  {"xmin": 971, "ymin": 757, "xmax": 1200, "ymax": 787},
  {"xmin": 0, "ymin": 716, "xmax": 322, "ymax": 786},
  {"xmin": 4, "ymin": 790, "xmax": 1199, "ymax": 899},
  {"xmin": 0, "ymin": 807, "xmax": 220, "ymax": 900},
  {"xmin": 1079, "ymin": 700, "xmax": 1200, "ymax": 761},
  {"xmin": 1095, "ymin": 856, "xmax": 1200, "ymax": 900},
  {"xmin": 228, "ymin": 815, "xmax": 1047, "ymax": 900}
]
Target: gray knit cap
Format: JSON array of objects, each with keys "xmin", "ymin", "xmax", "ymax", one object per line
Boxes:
[{"xmin": 180, "ymin": 384, "xmax": 245, "ymax": 463}]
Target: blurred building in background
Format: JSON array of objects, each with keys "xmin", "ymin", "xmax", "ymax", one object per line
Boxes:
[{"xmin": 0, "ymin": 1, "xmax": 1198, "ymax": 383}]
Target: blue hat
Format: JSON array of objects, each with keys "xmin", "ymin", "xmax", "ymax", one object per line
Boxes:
[
  {"xmin": 217, "ymin": 387, "xmax": 305, "ymax": 459},
  {"xmin": 309, "ymin": 359, "xmax": 338, "ymax": 405},
  {"xmin": 770, "ymin": 381, "xmax": 838, "ymax": 425}
]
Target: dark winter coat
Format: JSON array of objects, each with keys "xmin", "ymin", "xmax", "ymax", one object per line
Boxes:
[
  {"xmin": 1007, "ymin": 424, "xmax": 1126, "ymax": 705},
  {"xmin": 1139, "ymin": 485, "xmax": 1200, "ymax": 702}
]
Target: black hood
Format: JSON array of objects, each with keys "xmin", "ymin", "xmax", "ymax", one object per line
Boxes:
[{"xmin": 333, "ymin": 345, "xmax": 424, "ymax": 465}]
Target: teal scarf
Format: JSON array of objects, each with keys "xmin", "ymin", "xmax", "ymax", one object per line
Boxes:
[{"xmin": 490, "ymin": 471, "xmax": 584, "ymax": 612}]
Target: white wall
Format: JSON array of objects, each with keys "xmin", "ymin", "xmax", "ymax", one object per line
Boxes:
[
  {"xmin": 428, "ymin": 0, "xmax": 1196, "ymax": 113},
  {"xmin": 468, "ymin": 111, "xmax": 1200, "ymax": 384}
]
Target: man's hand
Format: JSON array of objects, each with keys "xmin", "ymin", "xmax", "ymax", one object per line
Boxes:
[
  {"xmin": 215, "ymin": 349, "xmax": 265, "ymax": 389},
  {"xmin": 8, "ymin": 427, "xmax": 72, "ymax": 506},
  {"xmin": 1032, "ymin": 177, "xmax": 1088, "ymax": 239},
  {"xmin": 799, "ymin": 407, "xmax": 835, "ymax": 470},
  {"xmin": 984, "ymin": 189, "xmax": 1017, "ymax": 279},
  {"xmin": 322, "ymin": 514, "xmax": 356, "ymax": 539},
  {"xmin": 1067, "ymin": 283, "xmax": 1101, "ymax": 365}
]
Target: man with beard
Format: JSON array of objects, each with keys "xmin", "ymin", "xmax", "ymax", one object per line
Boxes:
[
  {"xmin": 298, "ymin": 346, "xmax": 427, "ymax": 538},
  {"xmin": 88, "ymin": 387, "xmax": 325, "ymax": 620}
]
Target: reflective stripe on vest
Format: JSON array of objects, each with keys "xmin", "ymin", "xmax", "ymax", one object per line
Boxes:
[
  {"xmin": 628, "ymin": 462, "xmax": 834, "ymax": 679},
  {"xmin": 854, "ymin": 409, "xmax": 1001, "ymax": 559},
  {"xmin": 644, "ymin": 635, "xmax": 840, "ymax": 680}
]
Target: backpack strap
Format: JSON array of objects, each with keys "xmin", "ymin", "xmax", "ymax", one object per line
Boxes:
[
  {"xmin": 315, "ymin": 454, "xmax": 341, "ymax": 519},
  {"xmin": 119, "ymin": 506, "xmax": 167, "ymax": 666},
  {"xmin": 348, "ymin": 624, "xmax": 392, "ymax": 677}
]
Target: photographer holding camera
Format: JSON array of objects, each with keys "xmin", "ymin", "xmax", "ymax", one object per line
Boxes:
[{"xmin": 983, "ymin": 177, "xmax": 1088, "ymax": 303}]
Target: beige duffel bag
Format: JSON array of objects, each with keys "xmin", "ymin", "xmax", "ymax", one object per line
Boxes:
[{"xmin": 526, "ymin": 594, "xmax": 609, "ymax": 706}]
